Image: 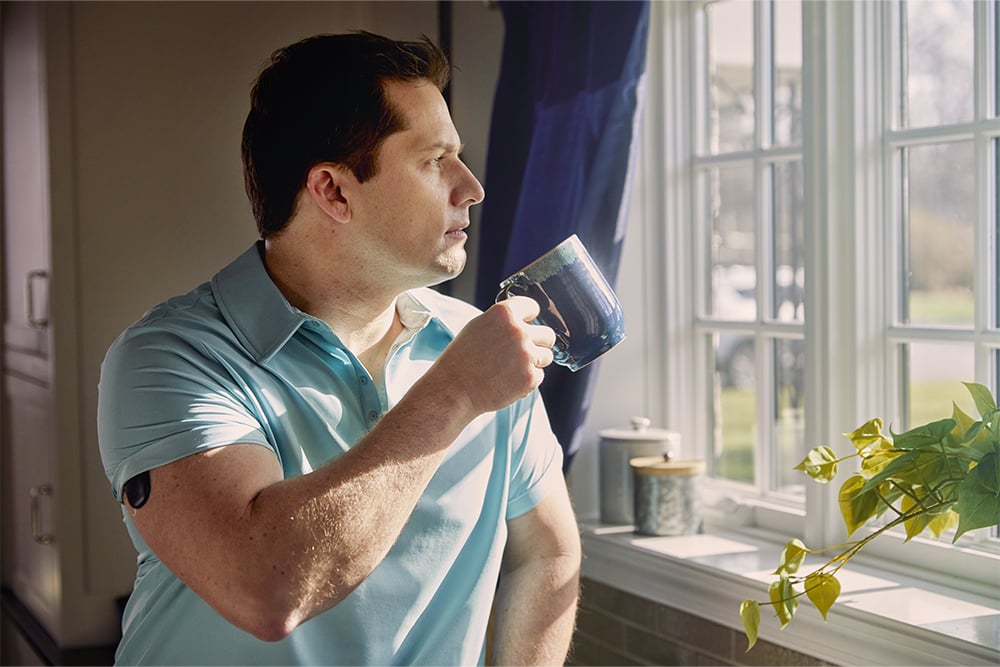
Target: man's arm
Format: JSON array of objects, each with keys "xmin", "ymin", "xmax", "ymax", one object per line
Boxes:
[
  {"xmin": 125, "ymin": 297, "xmax": 555, "ymax": 642},
  {"xmin": 492, "ymin": 479, "xmax": 582, "ymax": 666}
]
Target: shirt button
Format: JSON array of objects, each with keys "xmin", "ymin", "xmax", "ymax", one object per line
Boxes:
[
  {"xmin": 359, "ymin": 376, "xmax": 368, "ymax": 385},
  {"xmin": 368, "ymin": 411, "xmax": 379, "ymax": 421}
]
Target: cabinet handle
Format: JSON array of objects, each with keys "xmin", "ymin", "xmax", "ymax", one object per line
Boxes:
[
  {"xmin": 25, "ymin": 269, "xmax": 49, "ymax": 329},
  {"xmin": 30, "ymin": 484, "xmax": 54, "ymax": 545}
]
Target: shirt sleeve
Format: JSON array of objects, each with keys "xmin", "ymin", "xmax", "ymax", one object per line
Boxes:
[
  {"xmin": 505, "ymin": 391, "xmax": 565, "ymax": 520},
  {"xmin": 97, "ymin": 325, "xmax": 272, "ymax": 502}
]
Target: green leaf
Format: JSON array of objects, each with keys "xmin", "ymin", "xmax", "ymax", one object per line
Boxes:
[
  {"xmin": 963, "ymin": 382, "xmax": 997, "ymax": 419},
  {"xmin": 768, "ymin": 576, "xmax": 798, "ymax": 629},
  {"xmin": 950, "ymin": 402, "xmax": 977, "ymax": 444},
  {"xmin": 901, "ymin": 491, "xmax": 936, "ymax": 541},
  {"xmin": 773, "ymin": 539, "xmax": 810, "ymax": 575},
  {"xmin": 860, "ymin": 442, "xmax": 903, "ymax": 479},
  {"xmin": 795, "ymin": 446, "xmax": 838, "ymax": 483},
  {"xmin": 739, "ymin": 600, "xmax": 760, "ymax": 651},
  {"xmin": 891, "ymin": 451, "xmax": 964, "ymax": 504},
  {"xmin": 892, "ymin": 418, "xmax": 955, "ymax": 450},
  {"xmin": 954, "ymin": 448, "xmax": 1000, "ymax": 540},
  {"xmin": 804, "ymin": 573, "xmax": 841, "ymax": 621},
  {"xmin": 845, "ymin": 418, "xmax": 889, "ymax": 451},
  {"xmin": 927, "ymin": 509, "xmax": 959, "ymax": 538},
  {"xmin": 964, "ymin": 420, "xmax": 988, "ymax": 445},
  {"xmin": 859, "ymin": 449, "xmax": 920, "ymax": 495},
  {"xmin": 839, "ymin": 474, "xmax": 880, "ymax": 536},
  {"xmin": 966, "ymin": 437, "xmax": 1000, "ymax": 463}
]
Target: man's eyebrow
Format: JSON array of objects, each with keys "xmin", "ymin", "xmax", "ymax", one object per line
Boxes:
[{"xmin": 422, "ymin": 141, "xmax": 465, "ymax": 154}]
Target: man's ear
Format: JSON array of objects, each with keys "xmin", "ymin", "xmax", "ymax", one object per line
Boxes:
[{"xmin": 305, "ymin": 163, "xmax": 352, "ymax": 224}]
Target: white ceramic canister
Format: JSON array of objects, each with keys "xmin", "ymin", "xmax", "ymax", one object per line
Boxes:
[
  {"xmin": 599, "ymin": 417, "xmax": 680, "ymax": 525},
  {"xmin": 630, "ymin": 455, "xmax": 706, "ymax": 536}
]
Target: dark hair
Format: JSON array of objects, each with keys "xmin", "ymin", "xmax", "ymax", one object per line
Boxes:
[{"xmin": 241, "ymin": 32, "xmax": 451, "ymax": 238}]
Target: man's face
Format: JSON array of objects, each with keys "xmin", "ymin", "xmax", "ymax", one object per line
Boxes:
[{"xmin": 350, "ymin": 79, "xmax": 485, "ymax": 289}]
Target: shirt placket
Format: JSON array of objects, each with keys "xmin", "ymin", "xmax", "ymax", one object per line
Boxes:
[{"xmin": 304, "ymin": 319, "xmax": 384, "ymax": 428}]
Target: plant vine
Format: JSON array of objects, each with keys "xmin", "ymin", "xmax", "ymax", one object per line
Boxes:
[{"xmin": 739, "ymin": 382, "xmax": 1000, "ymax": 651}]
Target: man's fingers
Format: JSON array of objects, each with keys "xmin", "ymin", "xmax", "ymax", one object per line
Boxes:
[
  {"xmin": 534, "ymin": 346, "xmax": 555, "ymax": 369},
  {"xmin": 529, "ymin": 323, "xmax": 557, "ymax": 350},
  {"xmin": 501, "ymin": 295, "xmax": 541, "ymax": 322},
  {"xmin": 497, "ymin": 296, "xmax": 555, "ymax": 349}
]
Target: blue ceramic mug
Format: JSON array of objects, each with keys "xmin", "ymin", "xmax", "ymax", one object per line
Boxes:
[{"xmin": 495, "ymin": 235, "xmax": 626, "ymax": 372}]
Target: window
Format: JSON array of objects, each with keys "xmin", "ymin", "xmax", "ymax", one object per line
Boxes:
[
  {"xmin": 888, "ymin": 0, "xmax": 995, "ymax": 426},
  {"xmin": 657, "ymin": 0, "xmax": 999, "ymax": 569},
  {"xmin": 886, "ymin": 0, "xmax": 1000, "ymax": 545},
  {"xmin": 692, "ymin": 0, "xmax": 807, "ymax": 500}
]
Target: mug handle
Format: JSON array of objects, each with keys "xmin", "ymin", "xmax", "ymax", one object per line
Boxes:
[
  {"xmin": 497, "ymin": 274, "xmax": 572, "ymax": 367},
  {"xmin": 495, "ymin": 272, "xmax": 528, "ymax": 303},
  {"xmin": 552, "ymin": 332, "xmax": 571, "ymax": 365}
]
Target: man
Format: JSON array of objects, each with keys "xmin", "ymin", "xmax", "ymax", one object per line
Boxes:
[{"xmin": 98, "ymin": 32, "xmax": 580, "ymax": 665}]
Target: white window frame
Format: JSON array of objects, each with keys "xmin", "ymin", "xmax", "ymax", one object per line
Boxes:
[{"xmin": 655, "ymin": 0, "xmax": 1000, "ymax": 588}]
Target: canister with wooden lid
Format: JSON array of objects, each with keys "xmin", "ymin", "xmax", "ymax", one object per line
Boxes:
[
  {"xmin": 599, "ymin": 417, "xmax": 680, "ymax": 525},
  {"xmin": 630, "ymin": 454, "xmax": 706, "ymax": 536}
]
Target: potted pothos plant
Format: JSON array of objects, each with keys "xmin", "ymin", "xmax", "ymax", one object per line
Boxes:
[{"xmin": 739, "ymin": 382, "xmax": 1000, "ymax": 651}]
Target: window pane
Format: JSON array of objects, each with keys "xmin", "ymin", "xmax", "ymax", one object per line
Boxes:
[
  {"xmin": 717, "ymin": 333, "xmax": 755, "ymax": 390},
  {"xmin": 773, "ymin": 338, "xmax": 806, "ymax": 495},
  {"xmin": 901, "ymin": 342, "xmax": 976, "ymax": 429},
  {"xmin": 707, "ymin": 0, "xmax": 754, "ymax": 152},
  {"xmin": 713, "ymin": 334, "xmax": 756, "ymax": 484},
  {"xmin": 773, "ymin": 0, "xmax": 802, "ymax": 146},
  {"xmin": 901, "ymin": 142, "xmax": 975, "ymax": 326},
  {"xmin": 773, "ymin": 160, "xmax": 805, "ymax": 321},
  {"xmin": 708, "ymin": 164, "xmax": 756, "ymax": 320},
  {"xmin": 901, "ymin": 0, "xmax": 974, "ymax": 128}
]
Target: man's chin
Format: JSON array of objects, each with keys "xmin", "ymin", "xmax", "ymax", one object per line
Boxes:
[{"xmin": 425, "ymin": 253, "xmax": 467, "ymax": 288}]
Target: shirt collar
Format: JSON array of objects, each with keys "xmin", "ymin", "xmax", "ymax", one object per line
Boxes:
[
  {"xmin": 211, "ymin": 243, "xmax": 458, "ymax": 364},
  {"xmin": 211, "ymin": 242, "xmax": 306, "ymax": 364},
  {"xmin": 399, "ymin": 288, "xmax": 465, "ymax": 340},
  {"xmin": 396, "ymin": 291, "xmax": 433, "ymax": 331}
]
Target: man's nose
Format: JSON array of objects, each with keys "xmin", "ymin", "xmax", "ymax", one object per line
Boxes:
[{"xmin": 455, "ymin": 160, "xmax": 485, "ymax": 206}]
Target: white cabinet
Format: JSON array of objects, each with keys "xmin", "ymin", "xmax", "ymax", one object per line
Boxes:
[{"xmin": 1, "ymin": 2, "xmax": 131, "ymax": 654}]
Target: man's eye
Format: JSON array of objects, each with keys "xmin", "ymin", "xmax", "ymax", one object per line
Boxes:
[{"xmin": 429, "ymin": 156, "xmax": 443, "ymax": 166}]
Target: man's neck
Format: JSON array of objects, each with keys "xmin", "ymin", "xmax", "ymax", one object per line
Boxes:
[{"xmin": 261, "ymin": 235, "xmax": 405, "ymax": 378}]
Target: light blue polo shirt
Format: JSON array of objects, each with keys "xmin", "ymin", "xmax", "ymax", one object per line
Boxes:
[{"xmin": 97, "ymin": 242, "xmax": 564, "ymax": 666}]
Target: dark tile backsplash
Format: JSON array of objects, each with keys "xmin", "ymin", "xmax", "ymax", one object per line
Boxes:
[{"xmin": 569, "ymin": 578, "xmax": 832, "ymax": 667}]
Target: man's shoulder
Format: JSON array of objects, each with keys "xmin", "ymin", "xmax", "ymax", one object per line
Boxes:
[{"xmin": 108, "ymin": 281, "xmax": 228, "ymax": 356}]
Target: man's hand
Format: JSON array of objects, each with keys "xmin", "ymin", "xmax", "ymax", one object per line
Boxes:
[{"xmin": 425, "ymin": 295, "xmax": 556, "ymax": 416}]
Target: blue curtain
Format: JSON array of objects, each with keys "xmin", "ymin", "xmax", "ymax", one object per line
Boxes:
[{"xmin": 474, "ymin": 0, "xmax": 649, "ymax": 470}]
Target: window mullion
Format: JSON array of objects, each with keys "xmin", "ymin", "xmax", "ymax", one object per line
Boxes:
[
  {"xmin": 756, "ymin": 155, "xmax": 772, "ymax": 494},
  {"xmin": 974, "ymin": 0, "xmax": 989, "ymax": 122},
  {"xmin": 975, "ymin": 0, "xmax": 997, "ymax": 388},
  {"xmin": 754, "ymin": 0, "xmax": 773, "ymax": 495},
  {"xmin": 975, "ymin": 126, "xmax": 991, "ymax": 384},
  {"xmin": 660, "ymin": 0, "xmax": 701, "ymax": 455},
  {"xmin": 802, "ymin": 0, "xmax": 866, "ymax": 547}
]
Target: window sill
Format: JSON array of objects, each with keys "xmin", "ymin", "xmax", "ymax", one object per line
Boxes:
[{"xmin": 580, "ymin": 522, "xmax": 1000, "ymax": 666}]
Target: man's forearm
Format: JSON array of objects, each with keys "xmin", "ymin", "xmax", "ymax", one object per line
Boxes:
[{"xmin": 492, "ymin": 553, "xmax": 580, "ymax": 666}]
